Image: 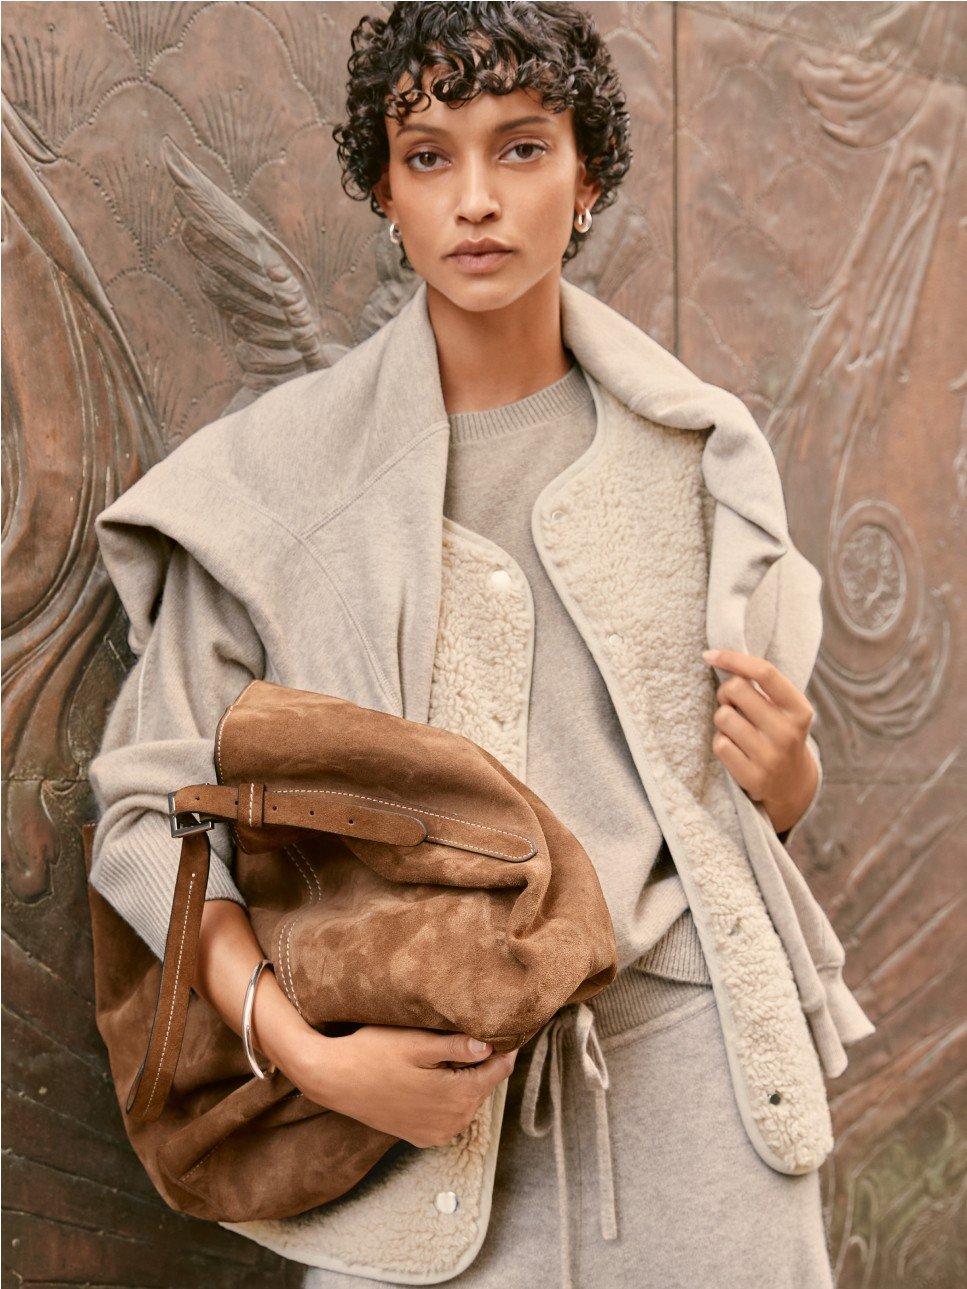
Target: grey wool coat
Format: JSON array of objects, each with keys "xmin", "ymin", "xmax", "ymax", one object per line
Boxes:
[{"xmin": 89, "ymin": 277, "xmax": 876, "ymax": 1282}]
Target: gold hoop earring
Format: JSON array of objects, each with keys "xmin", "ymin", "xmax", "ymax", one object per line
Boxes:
[
  {"xmin": 574, "ymin": 209, "xmax": 592, "ymax": 234},
  {"xmin": 388, "ymin": 220, "xmax": 402, "ymax": 245}
]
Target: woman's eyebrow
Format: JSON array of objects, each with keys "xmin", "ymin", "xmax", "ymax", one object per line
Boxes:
[{"xmin": 394, "ymin": 113, "xmax": 552, "ymax": 139}]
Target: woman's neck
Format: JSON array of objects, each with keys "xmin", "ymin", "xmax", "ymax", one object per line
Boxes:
[{"xmin": 427, "ymin": 273, "xmax": 574, "ymax": 416}]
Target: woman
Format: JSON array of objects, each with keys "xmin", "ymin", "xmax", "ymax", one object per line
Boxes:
[{"xmin": 89, "ymin": 4, "xmax": 874, "ymax": 1286}]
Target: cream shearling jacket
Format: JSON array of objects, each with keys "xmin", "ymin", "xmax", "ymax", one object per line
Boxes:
[{"xmin": 89, "ymin": 277, "xmax": 875, "ymax": 1282}]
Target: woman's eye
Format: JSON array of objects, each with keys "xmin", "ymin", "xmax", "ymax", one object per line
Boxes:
[
  {"xmin": 406, "ymin": 149, "xmax": 445, "ymax": 172},
  {"xmin": 504, "ymin": 141, "xmax": 547, "ymax": 163},
  {"xmin": 404, "ymin": 142, "xmax": 546, "ymax": 171}
]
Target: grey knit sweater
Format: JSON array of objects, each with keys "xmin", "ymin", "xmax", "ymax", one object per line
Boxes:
[{"xmin": 443, "ymin": 360, "xmax": 692, "ymax": 972}]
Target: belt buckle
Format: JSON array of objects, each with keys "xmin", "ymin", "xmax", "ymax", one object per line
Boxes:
[{"xmin": 167, "ymin": 790, "xmax": 217, "ymax": 837}]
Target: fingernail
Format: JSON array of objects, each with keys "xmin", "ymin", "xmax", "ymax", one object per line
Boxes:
[
  {"xmin": 702, "ymin": 650, "xmax": 718, "ymax": 661},
  {"xmin": 468, "ymin": 1038, "xmax": 490, "ymax": 1054}
]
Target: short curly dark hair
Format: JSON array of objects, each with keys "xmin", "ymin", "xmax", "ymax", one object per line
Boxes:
[{"xmin": 331, "ymin": 2, "xmax": 632, "ymax": 268}]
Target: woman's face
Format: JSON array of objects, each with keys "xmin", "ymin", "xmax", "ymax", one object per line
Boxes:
[{"xmin": 374, "ymin": 73, "xmax": 601, "ymax": 313}]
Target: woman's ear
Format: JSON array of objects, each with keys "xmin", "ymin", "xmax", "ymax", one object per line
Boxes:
[
  {"xmin": 373, "ymin": 170, "xmax": 394, "ymax": 222},
  {"xmin": 576, "ymin": 159, "xmax": 603, "ymax": 213}
]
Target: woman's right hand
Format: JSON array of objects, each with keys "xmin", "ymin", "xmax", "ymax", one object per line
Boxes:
[
  {"xmin": 191, "ymin": 899, "xmax": 518, "ymax": 1149},
  {"xmin": 273, "ymin": 1021, "xmax": 519, "ymax": 1148}
]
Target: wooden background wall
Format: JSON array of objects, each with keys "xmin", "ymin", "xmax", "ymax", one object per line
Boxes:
[{"xmin": 3, "ymin": 3, "xmax": 964, "ymax": 1285}]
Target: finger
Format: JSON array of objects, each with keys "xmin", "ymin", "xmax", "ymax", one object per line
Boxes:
[
  {"xmin": 434, "ymin": 1051, "xmax": 515, "ymax": 1100},
  {"xmin": 415, "ymin": 1031, "xmax": 493, "ymax": 1068},
  {"xmin": 466, "ymin": 1047, "xmax": 519, "ymax": 1091},
  {"xmin": 711, "ymin": 731, "xmax": 761, "ymax": 797},
  {"xmin": 715, "ymin": 677, "xmax": 794, "ymax": 753},
  {"xmin": 713, "ymin": 700, "xmax": 771, "ymax": 766},
  {"xmin": 703, "ymin": 649, "xmax": 804, "ymax": 715}
]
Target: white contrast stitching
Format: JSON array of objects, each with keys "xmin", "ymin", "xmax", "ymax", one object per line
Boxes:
[
  {"xmin": 276, "ymin": 909, "xmax": 301, "ymax": 1012},
  {"xmin": 283, "ymin": 918, "xmax": 298, "ymax": 1012},
  {"xmin": 289, "ymin": 840, "xmax": 323, "ymax": 901},
  {"xmin": 271, "ymin": 787, "xmax": 535, "ymax": 856},
  {"xmin": 284, "ymin": 917, "xmax": 299, "ymax": 1012},
  {"xmin": 214, "ymin": 680, "xmax": 260, "ymax": 853},
  {"xmin": 145, "ymin": 872, "xmax": 195, "ymax": 1113},
  {"xmin": 273, "ymin": 842, "xmax": 323, "ymax": 1016},
  {"xmin": 183, "ymin": 1140, "xmax": 221, "ymax": 1181},
  {"xmin": 215, "ymin": 686, "xmax": 535, "ymax": 858},
  {"xmin": 214, "ymin": 678, "xmax": 259, "ymax": 780},
  {"xmin": 275, "ymin": 917, "xmax": 293, "ymax": 1005}
]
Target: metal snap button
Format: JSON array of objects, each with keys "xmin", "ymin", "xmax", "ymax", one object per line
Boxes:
[
  {"xmin": 550, "ymin": 508, "xmax": 566, "ymax": 522},
  {"xmin": 435, "ymin": 1190, "xmax": 459, "ymax": 1213},
  {"xmin": 608, "ymin": 632, "xmax": 622, "ymax": 646},
  {"xmin": 489, "ymin": 568, "xmax": 513, "ymax": 592}
]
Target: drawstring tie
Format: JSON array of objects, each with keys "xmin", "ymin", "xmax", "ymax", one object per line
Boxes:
[{"xmin": 519, "ymin": 1001, "xmax": 617, "ymax": 1289}]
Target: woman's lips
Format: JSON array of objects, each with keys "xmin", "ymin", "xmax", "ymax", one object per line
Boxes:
[{"xmin": 447, "ymin": 249, "xmax": 514, "ymax": 273}]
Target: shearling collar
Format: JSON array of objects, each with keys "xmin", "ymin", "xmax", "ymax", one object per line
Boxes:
[{"xmin": 372, "ymin": 276, "xmax": 805, "ymax": 670}]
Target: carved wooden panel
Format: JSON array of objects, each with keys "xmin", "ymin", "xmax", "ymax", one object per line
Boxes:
[
  {"xmin": 2, "ymin": 3, "xmax": 963, "ymax": 1285},
  {"xmin": 677, "ymin": 6, "xmax": 967, "ymax": 1286}
]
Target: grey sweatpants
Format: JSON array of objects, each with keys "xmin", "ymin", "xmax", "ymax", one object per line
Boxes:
[
  {"xmin": 458, "ymin": 982, "xmax": 836, "ymax": 1289},
  {"xmin": 304, "ymin": 946, "xmax": 835, "ymax": 1289}
]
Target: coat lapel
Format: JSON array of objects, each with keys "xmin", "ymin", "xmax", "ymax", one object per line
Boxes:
[
  {"xmin": 381, "ymin": 282, "xmax": 842, "ymax": 1173},
  {"xmin": 381, "ymin": 277, "xmax": 815, "ymax": 701}
]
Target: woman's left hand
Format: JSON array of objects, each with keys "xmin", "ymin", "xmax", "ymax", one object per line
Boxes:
[{"xmin": 701, "ymin": 648, "xmax": 819, "ymax": 836}]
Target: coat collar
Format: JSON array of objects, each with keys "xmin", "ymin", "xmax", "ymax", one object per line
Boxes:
[
  {"xmin": 94, "ymin": 274, "xmax": 814, "ymax": 700},
  {"xmin": 379, "ymin": 277, "xmax": 796, "ymax": 661}
]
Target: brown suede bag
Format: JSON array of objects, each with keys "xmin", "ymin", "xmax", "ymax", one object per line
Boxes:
[{"xmin": 83, "ymin": 679, "xmax": 617, "ymax": 1223}]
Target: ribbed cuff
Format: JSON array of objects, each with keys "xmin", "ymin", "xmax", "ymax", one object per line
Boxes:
[
  {"xmin": 590, "ymin": 911, "xmax": 713, "ymax": 1042},
  {"xmin": 778, "ymin": 732, "xmax": 824, "ymax": 846},
  {"xmin": 633, "ymin": 908, "xmax": 712, "ymax": 983},
  {"xmin": 89, "ymin": 810, "xmax": 247, "ymax": 962}
]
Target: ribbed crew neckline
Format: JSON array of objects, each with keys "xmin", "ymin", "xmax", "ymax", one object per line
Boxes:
[{"xmin": 447, "ymin": 360, "xmax": 592, "ymax": 444}]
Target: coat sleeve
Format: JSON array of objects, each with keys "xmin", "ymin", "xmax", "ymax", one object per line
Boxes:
[
  {"xmin": 760, "ymin": 546, "xmax": 824, "ymax": 847},
  {"xmin": 88, "ymin": 544, "xmax": 266, "ymax": 961},
  {"xmin": 775, "ymin": 732, "xmax": 823, "ymax": 846},
  {"xmin": 758, "ymin": 545, "xmax": 876, "ymax": 1059}
]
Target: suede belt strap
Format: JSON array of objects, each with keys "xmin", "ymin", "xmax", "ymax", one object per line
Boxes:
[
  {"xmin": 126, "ymin": 783, "xmax": 536, "ymax": 1124},
  {"xmin": 170, "ymin": 783, "xmax": 432, "ymax": 845}
]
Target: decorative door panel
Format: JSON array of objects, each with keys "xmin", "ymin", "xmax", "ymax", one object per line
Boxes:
[{"xmin": 2, "ymin": 3, "xmax": 963, "ymax": 1284}]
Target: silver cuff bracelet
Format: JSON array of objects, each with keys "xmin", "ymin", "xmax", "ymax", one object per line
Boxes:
[{"xmin": 242, "ymin": 957, "xmax": 277, "ymax": 1080}]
